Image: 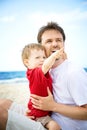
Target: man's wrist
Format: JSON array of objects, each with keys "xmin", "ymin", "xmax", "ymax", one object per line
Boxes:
[{"xmin": 51, "ymin": 102, "xmax": 58, "ymax": 112}]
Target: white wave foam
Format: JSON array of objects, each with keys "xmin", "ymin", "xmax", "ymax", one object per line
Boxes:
[{"xmin": 0, "ymin": 78, "xmax": 28, "ymax": 84}]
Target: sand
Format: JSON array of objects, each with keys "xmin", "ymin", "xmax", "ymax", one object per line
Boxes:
[{"xmin": 0, "ymin": 82, "xmax": 30, "ymax": 107}]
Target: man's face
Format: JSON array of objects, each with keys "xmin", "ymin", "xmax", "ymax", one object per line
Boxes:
[{"xmin": 41, "ymin": 29, "xmax": 64, "ymax": 57}]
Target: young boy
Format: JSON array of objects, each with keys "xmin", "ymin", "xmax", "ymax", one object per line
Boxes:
[{"xmin": 22, "ymin": 43, "xmax": 63, "ymax": 130}]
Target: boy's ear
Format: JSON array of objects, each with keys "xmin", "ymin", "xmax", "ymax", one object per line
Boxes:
[{"xmin": 24, "ymin": 59, "xmax": 29, "ymax": 67}]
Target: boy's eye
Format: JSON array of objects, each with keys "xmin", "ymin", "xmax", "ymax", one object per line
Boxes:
[
  {"xmin": 43, "ymin": 56, "xmax": 46, "ymax": 59},
  {"xmin": 35, "ymin": 56, "xmax": 39, "ymax": 59}
]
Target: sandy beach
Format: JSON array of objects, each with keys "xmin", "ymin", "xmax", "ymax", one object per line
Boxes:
[{"xmin": 0, "ymin": 82, "xmax": 30, "ymax": 107}]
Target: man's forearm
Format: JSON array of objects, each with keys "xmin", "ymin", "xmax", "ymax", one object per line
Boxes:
[{"xmin": 52, "ymin": 102, "xmax": 87, "ymax": 120}]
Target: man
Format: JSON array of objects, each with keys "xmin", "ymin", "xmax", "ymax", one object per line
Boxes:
[
  {"xmin": 30, "ymin": 22, "xmax": 87, "ymax": 129},
  {"xmin": 0, "ymin": 22, "xmax": 87, "ymax": 130}
]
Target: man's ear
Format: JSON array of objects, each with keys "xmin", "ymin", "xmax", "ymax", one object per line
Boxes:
[{"xmin": 24, "ymin": 59, "xmax": 29, "ymax": 67}]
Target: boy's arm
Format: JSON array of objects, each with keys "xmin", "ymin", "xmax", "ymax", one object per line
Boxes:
[{"xmin": 42, "ymin": 48, "xmax": 64, "ymax": 74}]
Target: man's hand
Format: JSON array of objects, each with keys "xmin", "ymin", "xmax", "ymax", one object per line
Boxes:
[{"xmin": 30, "ymin": 87, "xmax": 55, "ymax": 111}]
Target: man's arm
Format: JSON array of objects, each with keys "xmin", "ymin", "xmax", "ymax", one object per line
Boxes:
[
  {"xmin": 52, "ymin": 101, "xmax": 87, "ymax": 120},
  {"xmin": 30, "ymin": 88, "xmax": 87, "ymax": 120}
]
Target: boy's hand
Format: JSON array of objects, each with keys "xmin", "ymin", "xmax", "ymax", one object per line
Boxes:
[
  {"xmin": 55, "ymin": 47, "xmax": 64, "ymax": 59},
  {"xmin": 25, "ymin": 108, "xmax": 35, "ymax": 120}
]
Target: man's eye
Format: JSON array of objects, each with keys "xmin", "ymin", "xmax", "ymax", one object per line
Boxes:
[
  {"xmin": 56, "ymin": 39, "xmax": 63, "ymax": 42},
  {"xmin": 47, "ymin": 41, "xmax": 52, "ymax": 44},
  {"xmin": 46, "ymin": 40, "xmax": 52, "ymax": 44}
]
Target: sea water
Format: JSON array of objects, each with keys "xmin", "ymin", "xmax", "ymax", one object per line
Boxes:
[
  {"xmin": 0, "ymin": 71, "xmax": 27, "ymax": 84},
  {"xmin": 0, "ymin": 68, "xmax": 87, "ymax": 84}
]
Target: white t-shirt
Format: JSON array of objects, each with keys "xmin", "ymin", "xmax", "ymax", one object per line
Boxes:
[{"xmin": 50, "ymin": 59, "xmax": 87, "ymax": 130}]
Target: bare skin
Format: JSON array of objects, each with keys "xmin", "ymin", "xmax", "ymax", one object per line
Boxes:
[
  {"xmin": 0, "ymin": 107, "xmax": 8, "ymax": 130},
  {"xmin": 0, "ymin": 99, "xmax": 13, "ymax": 130}
]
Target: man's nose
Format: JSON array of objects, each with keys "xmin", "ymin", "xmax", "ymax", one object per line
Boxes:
[{"xmin": 52, "ymin": 41, "xmax": 58, "ymax": 47}]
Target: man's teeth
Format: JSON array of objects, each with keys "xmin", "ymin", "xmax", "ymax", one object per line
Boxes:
[{"xmin": 52, "ymin": 51, "xmax": 56, "ymax": 53}]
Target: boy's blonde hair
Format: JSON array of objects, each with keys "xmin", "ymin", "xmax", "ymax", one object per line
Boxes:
[{"xmin": 22, "ymin": 43, "xmax": 46, "ymax": 67}]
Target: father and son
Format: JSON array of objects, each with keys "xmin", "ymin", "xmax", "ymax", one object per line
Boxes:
[{"xmin": 0, "ymin": 22, "xmax": 87, "ymax": 130}]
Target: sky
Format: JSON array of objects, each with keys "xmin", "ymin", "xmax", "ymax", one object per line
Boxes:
[{"xmin": 0, "ymin": 0, "xmax": 87, "ymax": 71}]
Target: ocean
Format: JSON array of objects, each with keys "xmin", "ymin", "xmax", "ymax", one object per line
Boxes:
[
  {"xmin": 0, "ymin": 68, "xmax": 87, "ymax": 84},
  {"xmin": 0, "ymin": 71, "xmax": 27, "ymax": 84}
]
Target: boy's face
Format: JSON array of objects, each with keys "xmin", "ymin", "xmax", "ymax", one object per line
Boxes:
[
  {"xmin": 26, "ymin": 49, "xmax": 46, "ymax": 69},
  {"xmin": 41, "ymin": 29, "xmax": 64, "ymax": 57}
]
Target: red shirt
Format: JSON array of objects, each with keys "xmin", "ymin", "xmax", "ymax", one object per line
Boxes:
[{"xmin": 27, "ymin": 67, "xmax": 52, "ymax": 118}]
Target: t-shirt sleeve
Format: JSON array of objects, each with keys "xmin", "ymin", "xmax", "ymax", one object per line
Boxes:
[{"xmin": 27, "ymin": 68, "xmax": 50, "ymax": 85}]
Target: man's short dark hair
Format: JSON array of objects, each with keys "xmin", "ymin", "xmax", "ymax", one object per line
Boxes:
[{"xmin": 37, "ymin": 22, "xmax": 66, "ymax": 43}]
